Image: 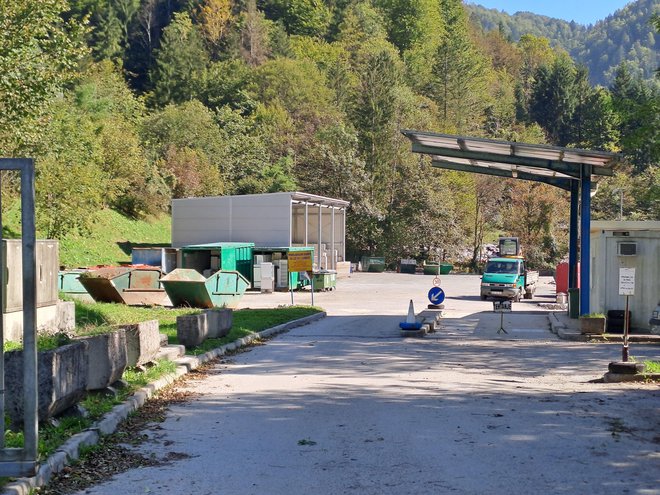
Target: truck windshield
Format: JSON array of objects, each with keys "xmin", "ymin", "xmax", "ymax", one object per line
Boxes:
[{"xmin": 485, "ymin": 261, "xmax": 519, "ymax": 274}]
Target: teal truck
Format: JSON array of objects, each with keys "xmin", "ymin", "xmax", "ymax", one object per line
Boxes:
[{"xmin": 480, "ymin": 257, "xmax": 539, "ymax": 301}]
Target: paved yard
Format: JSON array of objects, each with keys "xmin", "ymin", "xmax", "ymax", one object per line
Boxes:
[{"xmin": 72, "ymin": 273, "xmax": 660, "ymax": 495}]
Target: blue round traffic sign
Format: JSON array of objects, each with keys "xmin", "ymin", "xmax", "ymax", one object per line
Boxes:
[{"xmin": 428, "ymin": 287, "xmax": 445, "ymax": 305}]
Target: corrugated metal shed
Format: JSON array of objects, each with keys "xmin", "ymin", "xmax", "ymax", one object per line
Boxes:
[{"xmin": 171, "ymin": 192, "xmax": 349, "ymax": 270}]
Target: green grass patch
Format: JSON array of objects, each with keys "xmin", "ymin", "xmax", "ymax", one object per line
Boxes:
[
  {"xmin": 73, "ymin": 298, "xmax": 321, "ymax": 352},
  {"xmin": 3, "ymin": 333, "xmax": 73, "ymax": 352},
  {"xmin": 643, "ymin": 360, "xmax": 660, "ymax": 373},
  {"xmin": 57, "ymin": 209, "xmax": 171, "ymax": 268},
  {"xmin": 72, "ymin": 298, "xmax": 200, "ymax": 342}
]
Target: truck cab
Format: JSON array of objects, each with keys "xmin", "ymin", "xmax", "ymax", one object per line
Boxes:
[
  {"xmin": 480, "ymin": 237, "xmax": 539, "ymax": 301},
  {"xmin": 481, "ymin": 257, "xmax": 526, "ymax": 301}
]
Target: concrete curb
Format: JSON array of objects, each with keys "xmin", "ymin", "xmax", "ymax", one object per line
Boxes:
[
  {"xmin": 1, "ymin": 311, "xmax": 326, "ymax": 495},
  {"xmin": 548, "ymin": 313, "xmax": 586, "ymax": 341},
  {"xmin": 603, "ymin": 372, "xmax": 660, "ymax": 383}
]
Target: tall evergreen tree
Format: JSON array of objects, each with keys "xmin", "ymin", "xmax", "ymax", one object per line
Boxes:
[
  {"xmin": 610, "ymin": 63, "xmax": 660, "ymax": 170},
  {"xmin": 529, "ymin": 55, "xmax": 578, "ymax": 145},
  {"xmin": 150, "ymin": 12, "xmax": 209, "ymax": 107},
  {"xmin": 428, "ymin": 0, "xmax": 489, "ymax": 133}
]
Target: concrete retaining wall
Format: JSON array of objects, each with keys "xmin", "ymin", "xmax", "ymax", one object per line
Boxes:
[{"xmin": 4, "ymin": 341, "xmax": 89, "ymax": 427}]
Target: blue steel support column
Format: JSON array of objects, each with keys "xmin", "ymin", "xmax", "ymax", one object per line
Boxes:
[
  {"xmin": 569, "ymin": 180, "xmax": 579, "ymax": 289},
  {"xmin": 579, "ymin": 166, "xmax": 591, "ymax": 315}
]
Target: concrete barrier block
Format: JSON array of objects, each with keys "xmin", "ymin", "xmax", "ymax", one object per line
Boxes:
[
  {"xmin": 120, "ymin": 320, "xmax": 161, "ymax": 367},
  {"xmin": 77, "ymin": 329, "xmax": 128, "ymax": 390},
  {"xmin": 204, "ymin": 308, "xmax": 232, "ymax": 339},
  {"xmin": 57, "ymin": 301, "xmax": 76, "ymax": 332},
  {"xmin": 5, "ymin": 341, "xmax": 89, "ymax": 427},
  {"xmin": 177, "ymin": 313, "xmax": 208, "ymax": 348}
]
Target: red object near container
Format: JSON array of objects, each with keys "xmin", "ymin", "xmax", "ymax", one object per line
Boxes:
[{"xmin": 555, "ymin": 262, "xmax": 580, "ymax": 294}]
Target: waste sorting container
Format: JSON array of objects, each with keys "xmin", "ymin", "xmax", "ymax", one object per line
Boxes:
[
  {"xmin": 361, "ymin": 256, "xmax": 386, "ymax": 272},
  {"xmin": 607, "ymin": 309, "xmax": 631, "ymax": 334},
  {"xmin": 160, "ymin": 268, "xmax": 249, "ymax": 308},
  {"xmin": 312, "ymin": 270, "xmax": 337, "ymax": 291},
  {"xmin": 568, "ymin": 288, "xmax": 580, "ymax": 319},
  {"xmin": 423, "ymin": 262, "xmax": 440, "ymax": 275},
  {"xmin": 79, "ymin": 266, "xmax": 166, "ymax": 305},
  {"xmin": 59, "ymin": 269, "xmax": 93, "ymax": 301},
  {"xmin": 399, "ymin": 259, "xmax": 416, "ymax": 274},
  {"xmin": 439, "ymin": 263, "xmax": 453, "ymax": 274}
]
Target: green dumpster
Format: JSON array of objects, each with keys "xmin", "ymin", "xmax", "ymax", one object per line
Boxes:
[
  {"xmin": 312, "ymin": 270, "xmax": 336, "ymax": 291},
  {"xmin": 180, "ymin": 242, "xmax": 254, "ymax": 286},
  {"xmin": 439, "ymin": 263, "xmax": 453, "ymax": 275},
  {"xmin": 399, "ymin": 259, "xmax": 416, "ymax": 274},
  {"xmin": 79, "ymin": 266, "xmax": 166, "ymax": 305},
  {"xmin": 361, "ymin": 256, "xmax": 386, "ymax": 272},
  {"xmin": 160, "ymin": 268, "xmax": 249, "ymax": 308},
  {"xmin": 59, "ymin": 269, "xmax": 92, "ymax": 301},
  {"xmin": 568, "ymin": 288, "xmax": 580, "ymax": 319},
  {"xmin": 423, "ymin": 262, "xmax": 440, "ymax": 275}
]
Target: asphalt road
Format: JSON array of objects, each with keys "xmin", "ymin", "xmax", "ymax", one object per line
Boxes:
[{"xmin": 72, "ymin": 273, "xmax": 660, "ymax": 495}]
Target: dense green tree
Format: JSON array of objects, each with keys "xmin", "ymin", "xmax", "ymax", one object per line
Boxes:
[
  {"xmin": 0, "ymin": 0, "xmax": 87, "ymax": 153},
  {"xmin": 74, "ymin": 62, "xmax": 169, "ymax": 217},
  {"xmin": 214, "ymin": 105, "xmax": 278, "ymax": 194},
  {"xmin": 514, "ymin": 34, "xmax": 556, "ymax": 122},
  {"xmin": 150, "ymin": 12, "xmax": 209, "ymax": 107},
  {"xmin": 35, "ymin": 98, "xmax": 108, "ymax": 238},
  {"xmin": 262, "ymin": 0, "xmax": 332, "ymax": 37},
  {"xmin": 529, "ymin": 55, "xmax": 579, "ymax": 145},
  {"xmin": 428, "ymin": 0, "xmax": 490, "ymax": 133},
  {"xmin": 374, "ymin": 0, "xmax": 441, "ymax": 54},
  {"xmin": 610, "ymin": 63, "xmax": 660, "ymax": 170}
]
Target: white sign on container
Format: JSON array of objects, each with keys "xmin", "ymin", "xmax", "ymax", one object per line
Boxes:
[{"xmin": 618, "ymin": 267, "xmax": 635, "ymax": 296}]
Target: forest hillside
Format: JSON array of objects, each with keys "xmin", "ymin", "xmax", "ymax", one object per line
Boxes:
[
  {"xmin": 467, "ymin": 0, "xmax": 659, "ymax": 85},
  {"xmin": 0, "ymin": 0, "xmax": 658, "ymax": 270}
]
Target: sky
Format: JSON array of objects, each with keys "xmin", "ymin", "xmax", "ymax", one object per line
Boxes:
[{"xmin": 468, "ymin": 0, "xmax": 635, "ymax": 25}]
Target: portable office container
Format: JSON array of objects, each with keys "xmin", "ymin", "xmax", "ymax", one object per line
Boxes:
[{"xmin": 590, "ymin": 221, "xmax": 660, "ymax": 331}]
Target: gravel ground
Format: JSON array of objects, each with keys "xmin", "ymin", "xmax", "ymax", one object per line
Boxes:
[{"xmin": 45, "ymin": 273, "xmax": 660, "ymax": 495}]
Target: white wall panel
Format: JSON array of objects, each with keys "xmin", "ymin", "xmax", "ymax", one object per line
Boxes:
[{"xmin": 590, "ymin": 222, "xmax": 660, "ymax": 330}]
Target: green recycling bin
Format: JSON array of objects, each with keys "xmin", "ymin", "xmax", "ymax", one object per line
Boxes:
[{"xmin": 568, "ymin": 288, "xmax": 580, "ymax": 319}]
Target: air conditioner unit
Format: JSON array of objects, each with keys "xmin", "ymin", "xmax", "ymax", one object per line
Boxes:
[{"xmin": 617, "ymin": 242, "xmax": 637, "ymax": 256}]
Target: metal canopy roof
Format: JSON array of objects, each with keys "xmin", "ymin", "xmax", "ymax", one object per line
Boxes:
[{"xmin": 402, "ymin": 130, "xmax": 620, "ymax": 190}]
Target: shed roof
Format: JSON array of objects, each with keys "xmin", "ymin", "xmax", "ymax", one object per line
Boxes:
[{"xmin": 402, "ymin": 130, "xmax": 621, "ymax": 190}]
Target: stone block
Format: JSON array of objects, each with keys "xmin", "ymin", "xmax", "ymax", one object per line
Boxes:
[
  {"xmin": 177, "ymin": 313, "xmax": 208, "ymax": 348},
  {"xmin": 57, "ymin": 300, "xmax": 76, "ymax": 332},
  {"xmin": 120, "ymin": 320, "xmax": 161, "ymax": 367},
  {"xmin": 204, "ymin": 308, "xmax": 233, "ymax": 339},
  {"xmin": 5, "ymin": 341, "xmax": 89, "ymax": 427},
  {"xmin": 76, "ymin": 329, "xmax": 128, "ymax": 390}
]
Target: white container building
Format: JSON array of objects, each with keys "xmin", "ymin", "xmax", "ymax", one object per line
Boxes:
[
  {"xmin": 590, "ymin": 221, "xmax": 660, "ymax": 331},
  {"xmin": 171, "ymin": 192, "xmax": 350, "ymax": 271}
]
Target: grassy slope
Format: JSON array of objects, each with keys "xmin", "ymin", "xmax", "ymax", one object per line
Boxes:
[{"xmin": 58, "ymin": 209, "xmax": 171, "ymax": 268}]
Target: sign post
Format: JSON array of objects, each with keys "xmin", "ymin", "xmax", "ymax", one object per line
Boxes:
[
  {"xmin": 287, "ymin": 251, "xmax": 314, "ymax": 306},
  {"xmin": 618, "ymin": 267, "xmax": 635, "ymax": 362},
  {"xmin": 493, "ymin": 300, "xmax": 512, "ymax": 334}
]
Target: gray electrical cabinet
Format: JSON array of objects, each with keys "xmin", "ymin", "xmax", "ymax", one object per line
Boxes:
[{"xmin": 2, "ymin": 239, "xmax": 59, "ymax": 313}]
